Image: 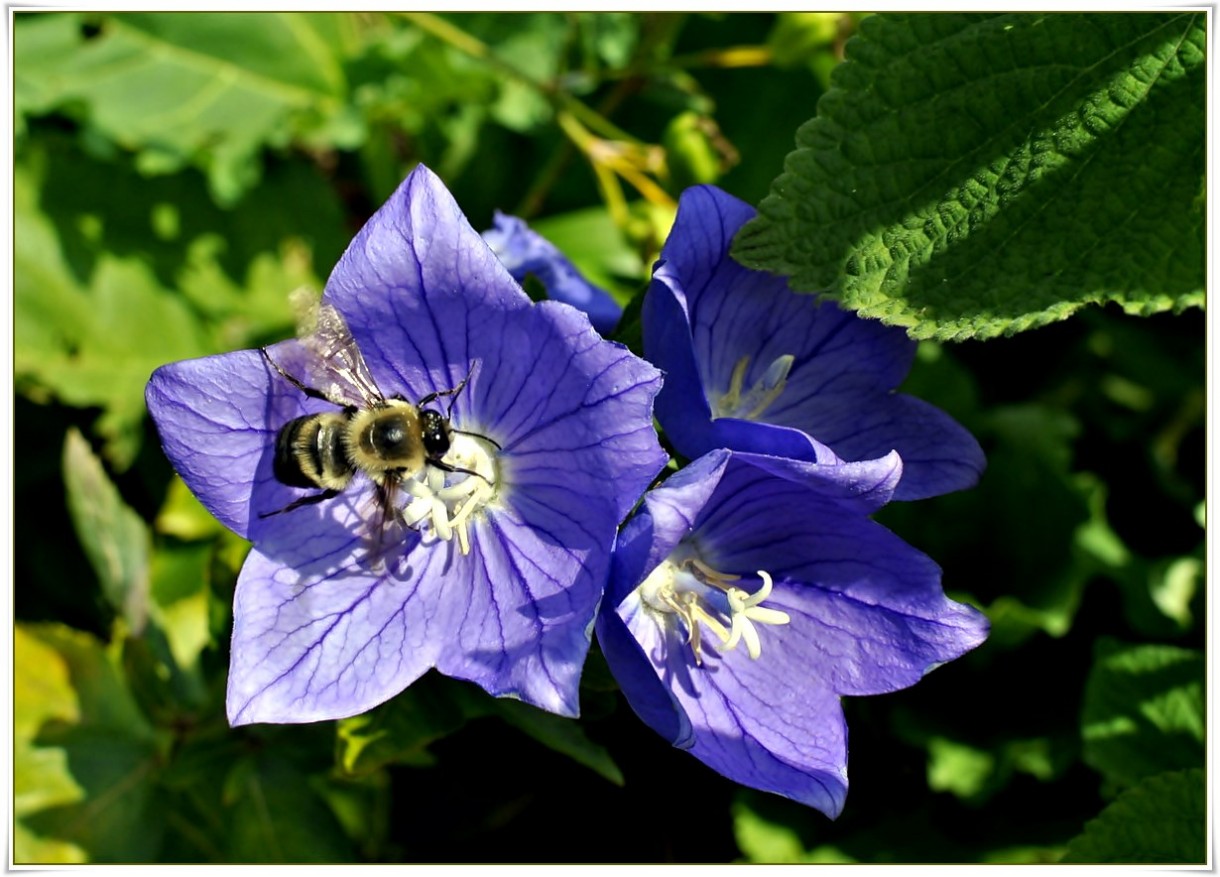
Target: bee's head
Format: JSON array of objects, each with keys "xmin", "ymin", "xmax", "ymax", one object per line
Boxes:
[{"xmin": 419, "ymin": 409, "xmax": 452, "ymax": 460}]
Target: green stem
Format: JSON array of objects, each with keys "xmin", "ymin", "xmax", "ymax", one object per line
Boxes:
[{"xmin": 399, "ymin": 11, "xmax": 642, "ymax": 145}]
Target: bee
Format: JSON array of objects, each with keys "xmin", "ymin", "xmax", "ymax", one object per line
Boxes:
[{"xmin": 259, "ymin": 296, "xmax": 492, "ymax": 545}]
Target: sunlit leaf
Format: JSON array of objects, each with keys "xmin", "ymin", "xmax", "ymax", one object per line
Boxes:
[
  {"xmin": 459, "ymin": 12, "xmax": 566, "ymax": 132},
  {"xmin": 14, "ymin": 157, "xmax": 211, "ymax": 468},
  {"xmin": 335, "ymin": 676, "xmax": 476, "ymax": 776},
  {"xmin": 148, "ymin": 540, "xmax": 215, "ymax": 677},
  {"xmin": 62, "ymin": 428, "xmax": 151, "ymax": 632},
  {"xmin": 733, "ymin": 797, "xmax": 824, "ymax": 863},
  {"xmin": 1081, "ymin": 639, "xmax": 1203, "ymax": 789},
  {"xmin": 15, "ymin": 11, "xmax": 360, "ymax": 204},
  {"xmin": 14, "ymin": 624, "xmax": 167, "ymax": 864},
  {"xmin": 923, "ymin": 734, "xmax": 1075, "ymax": 806},
  {"xmin": 735, "ymin": 13, "xmax": 1205, "ymax": 340},
  {"xmin": 926, "ymin": 737, "xmax": 995, "ymax": 800},
  {"xmin": 155, "ymin": 476, "xmax": 226, "ymax": 542}
]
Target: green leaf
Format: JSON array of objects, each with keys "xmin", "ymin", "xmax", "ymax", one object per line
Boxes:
[
  {"xmin": 459, "ymin": 12, "xmax": 567, "ymax": 132},
  {"xmin": 15, "ymin": 11, "xmax": 356, "ymax": 204},
  {"xmin": 27, "ymin": 130, "xmax": 345, "ymax": 299},
  {"xmin": 222, "ymin": 754, "xmax": 356, "ymax": 862},
  {"xmin": 155, "ymin": 476, "xmax": 227, "ymax": 542},
  {"xmin": 14, "ymin": 624, "xmax": 167, "ymax": 863},
  {"xmin": 62, "ymin": 428, "xmax": 151, "ymax": 632},
  {"xmin": 529, "ymin": 206, "xmax": 648, "ymax": 300},
  {"xmin": 926, "ymin": 737, "xmax": 995, "ymax": 800},
  {"xmin": 335, "ymin": 675, "xmax": 478, "ymax": 775},
  {"xmin": 491, "ymin": 698, "xmax": 624, "ymax": 787},
  {"xmin": 1144, "ymin": 556, "xmax": 1201, "ymax": 629},
  {"xmin": 14, "ymin": 156, "xmax": 211, "ymax": 468},
  {"xmin": 1080, "ymin": 639, "xmax": 1204, "ymax": 789},
  {"xmin": 734, "ymin": 13, "xmax": 1205, "ymax": 341},
  {"xmin": 663, "ymin": 111, "xmax": 728, "ymax": 191},
  {"xmin": 15, "ymin": 139, "xmax": 332, "ymax": 468},
  {"xmin": 576, "ymin": 12, "xmax": 639, "ymax": 70},
  {"xmin": 147, "ymin": 541, "xmax": 215, "ymax": 682},
  {"xmin": 926, "ymin": 405, "xmax": 1092, "ymax": 644},
  {"xmin": 923, "ymin": 734, "xmax": 1076, "ymax": 806},
  {"xmin": 733, "ymin": 797, "xmax": 834, "ymax": 863},
  {"xmin": 1060, "ymin": 769, "xmax": 1205, "ymax": 863},
  {"xmin": 767, "ymin": 13, "xmax": 845, "ymax": 69}
]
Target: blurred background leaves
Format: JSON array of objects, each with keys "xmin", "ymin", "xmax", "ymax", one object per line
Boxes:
[{"xmin": 13, "ymin": 10, "xmax": 1206, "ymax": 864}]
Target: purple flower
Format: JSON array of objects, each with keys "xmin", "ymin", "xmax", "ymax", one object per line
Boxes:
[
  {"xmin": 643, "ymin": 186, "xmax": 985, "ymax": 501},
  {"xmin": 482, "ymin": 211, "xmax": 623, "ymax": 336},
  {"xmin": 596, "ymin": 449, "xmax": 989, "ymax": 815},
  {"xmin": 145, "ymin": 166, "xmax": 667, "ymax": 725}
]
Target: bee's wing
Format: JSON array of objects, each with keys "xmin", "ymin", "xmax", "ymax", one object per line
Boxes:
[
  {"xmin": 267, "ymin": 293, "xmax": 385, "ymax": 409},
  {"xmin": 302, "ymin": 301, "xmax": 386, "ymax": 406}
]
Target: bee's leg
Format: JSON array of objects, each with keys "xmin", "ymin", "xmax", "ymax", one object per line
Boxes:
[
  {"xmin": 373, "ymin": 480, "xmax": 418, "ymax": 537},
  {"xmin": 260, "ymin": 348, "xmax": 333, "ymax": 403},
  {"xmin": 418, "ymin": 363, "xmax": 477, "ymax": 411},
  {"xmin": 259, "ymin": 489, "xmax": 341, "ymax": 518}
]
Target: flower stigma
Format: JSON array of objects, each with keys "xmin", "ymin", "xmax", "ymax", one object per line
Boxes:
[
  {"xmin": 636, "ymin": 546, "xmax": 790, "ymax": 665},
  {"xmin": 712, "ymin": 353, "xmax": 795, "ymax": 421},
  {"xmin": 402, "ymin": 431, "xmax": 500, "ymax": 555}
]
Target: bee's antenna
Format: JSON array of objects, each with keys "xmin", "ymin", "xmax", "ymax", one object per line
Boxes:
[
  {"xmin": 429, "ymin": 458, "xmax": 495, "ymax": 487},
  {"xmin": 453, "ymin": 428, "xmax": 501, "ymax": 450}
]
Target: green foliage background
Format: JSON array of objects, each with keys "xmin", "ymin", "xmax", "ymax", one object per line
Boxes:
[{"xmin": 13, "ymin": 11, "xmax": 1206, "ymax": 864}]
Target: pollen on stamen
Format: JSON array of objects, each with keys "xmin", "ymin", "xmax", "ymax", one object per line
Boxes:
[
  {"xmin": 635, "ymin": 553, "xmax": 789, "ymax": 665},
  {"xmin": 396, "ymin": 432, "xmax": 500, "ymax": 555},
  {"xmin": 712, "ymin": 352, "xmax": 796, "ymax": 421}
]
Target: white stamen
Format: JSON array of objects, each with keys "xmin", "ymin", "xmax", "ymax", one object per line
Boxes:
[
  {"xmin": 712, "ymin": 353, "xmax": 796, "ymax": 421},
  {"xmin": 636, "ymin": 552, "xmax": 789, "ymax": 664},
  {"xmin": 398, "ymin": 431, "xmax": 499, "ymax": 556}
]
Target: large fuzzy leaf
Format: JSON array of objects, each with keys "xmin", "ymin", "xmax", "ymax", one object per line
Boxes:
[{"xmin": 734, "ymin": 13, "xmax": 1205, "ymax": 341}]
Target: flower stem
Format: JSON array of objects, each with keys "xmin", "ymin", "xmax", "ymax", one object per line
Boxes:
[
  {"xmin": 401, "ymin": 12, "xmax": 673, "ymax": 212},
  {"xmin": 399, "ymin": 11, "xmax": 639, "ymax": 144}
]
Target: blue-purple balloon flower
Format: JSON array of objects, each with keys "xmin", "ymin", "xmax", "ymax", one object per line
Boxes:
[
  {"xmin": 482, "ymin": 211, "xmax": 623, "ymax": 336},
  {"xmin": 596, "ymin": 449, "xmax": 989, "ymax": 816},
  {"xmin": 145, "ymin": 165, "xmax": 667, "ymax": 726},
  {"xmin": 643, "ymin": 186, "xmax": 985, "ymax": 501}
]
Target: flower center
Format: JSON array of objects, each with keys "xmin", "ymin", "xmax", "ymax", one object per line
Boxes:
[
  {"xmin": 712, "ymin": 353, "xmax": 795, "ymax": 421},
  {"xmin": 636, "ymin": 547, "xmax": 790, "ymax": 665},
  {"xmin": 401, "ymin": 432, "xmax": 500, "ymax": 556}
]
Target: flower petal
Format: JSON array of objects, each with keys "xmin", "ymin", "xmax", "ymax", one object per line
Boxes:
[
  {"xmin": 158, "ymin": 163, "xmax": 670, "ymax": 725},
  {"xmin": 595, "ymin": 594, "xmax": 694, "ymax": 748},
  {"xmin": 439, "ymin": 506, "xmax": 604, "ymax": 718},
  {"xmin": 690, "ymin": 459, "xmax": 990, "ymax": 695},
  {"xmin": 227, "ymin": 502, "xmax": 445, "ymax": 725},
  {"xmin": 483, "ymin": 211, "xmax": 623, "ymax": 335},
  {"xmin": 323, "ymin": 165, "xmax": 532, "ymax": 411},
  {"xmin": 146, "ymin": 347, "xmax": 325, "ymax": 540},
  {"xmin": 228, "ymin": 482, "xmax": 631, "ymax": 724},
  {"xmin": 645, "ymin": 184, "xmax": 983, "ymax": 499},
  {"xmin": 319, "ymin": 167, "xmax": 667, "ymax": 513},
  {"xmin": 682, "ymin": 666, "xmax": 849, "ymax": 818},
  {"xmin": 615, "ymin": 585, "xmax": 850, "ymax": 816},
  {"xmin": 600, "ymin": 449, "xmax": 987, "ymax": 812},
  {"xmin": 767, "ymin": 388, "xmax": 986, "ymax": 501},
  {"xmin": 483, "ymin": 301, "xmax": 666, "ymax": 523}
]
